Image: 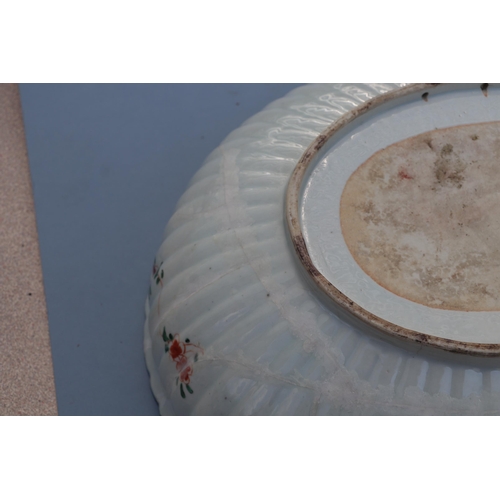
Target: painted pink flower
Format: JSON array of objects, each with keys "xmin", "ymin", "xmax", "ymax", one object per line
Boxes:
[
  {"xmin": 180, "ymin": 365, "xmax": 193, "ymax": 384},
  {"xmin": 162, "ymin": 330, "xmax": 204, "ymax": 398}
]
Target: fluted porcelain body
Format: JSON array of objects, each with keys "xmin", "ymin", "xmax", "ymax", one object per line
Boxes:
[{"xmin": 145, "ymin": 84, "xmax": 500, "ymax": 415}]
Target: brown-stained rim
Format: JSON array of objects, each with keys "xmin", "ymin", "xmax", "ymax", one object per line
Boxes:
[{"xmin": 285, "ymin": 83, "xmax": 500, "ymax": 357}]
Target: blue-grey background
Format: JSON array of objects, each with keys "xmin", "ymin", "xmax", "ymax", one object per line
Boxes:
[{"xmin": 19, "ymin": 84, "xmax": 304, "ymax": 415}]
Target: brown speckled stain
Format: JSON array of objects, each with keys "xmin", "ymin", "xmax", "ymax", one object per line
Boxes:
[{"xmin": 340, "ymin": 121, "xmax": 500, "ymax": 312}]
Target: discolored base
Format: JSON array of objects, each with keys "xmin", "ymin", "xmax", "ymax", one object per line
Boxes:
[{"xmin": 341, "ymin": 121, "xmax": 500, "ymax": 312}]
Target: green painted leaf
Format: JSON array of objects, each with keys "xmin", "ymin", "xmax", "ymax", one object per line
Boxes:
[
  {"xmin": 165, "ymin": 345, "xmax": 169, "ymax": 353},
  {"xmin": 169, "ymin": 333, "xmax": 174, "ymax": 340},
  {"xmin": 180, "ymin": 384, "xmax": 186, "ymax": 398},
  {"xmin": 161, "ymin": 270, "xmax": 164, "ymax": 278},
  {"xmin": 186, "ymin": 384, "xmax": 193, "ymax": 394},
  {"xmin": 156, "ymin": 278, "xmax": 160, "ymax": 284},
  {"xmin": 185, "ymin": 338, "xmax": 190, "ymax": 343},
  {"xmin": 162, "ymin": 329, "xmax": 167, "ymax": 342}
]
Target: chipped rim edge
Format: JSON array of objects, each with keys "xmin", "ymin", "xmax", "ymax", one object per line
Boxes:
[{"xmin": 285, "ymin": 82, "xmax": 500, "ymax": 357}]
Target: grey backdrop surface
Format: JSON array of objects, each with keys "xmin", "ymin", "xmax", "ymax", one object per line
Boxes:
[{"xmin": 19, "ymin": 84, "xmax": 304, "ymax": 415}]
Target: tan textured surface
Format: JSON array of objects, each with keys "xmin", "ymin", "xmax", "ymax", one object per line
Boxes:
[
  {"xmin": 341, "ymin": 121, "xmax": 500, "ymax": 312},
  {"xmin": 0, "ymin": 84, "xmax": 57, "ymax": 415}
]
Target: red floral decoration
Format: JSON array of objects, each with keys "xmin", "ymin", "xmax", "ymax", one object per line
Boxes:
[{"xmin": 162, "ymin": 328, "xmax": 204, "ymax": 398}]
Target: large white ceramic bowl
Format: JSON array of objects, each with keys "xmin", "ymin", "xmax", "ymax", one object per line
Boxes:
[{"xmin": 145, "ymin": 83, "xmax": 500, "ymax": 415}]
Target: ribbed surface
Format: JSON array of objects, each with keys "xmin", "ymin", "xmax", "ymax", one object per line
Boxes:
[{"xmin": 145, "ymin": 84, "xmax": 500, "ymax": 415}]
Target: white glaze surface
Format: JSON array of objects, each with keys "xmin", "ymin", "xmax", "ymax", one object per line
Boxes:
[{"xmin": 145, "ymin": 84, "xmax": 500, "ymax": 415}]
